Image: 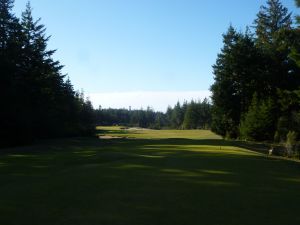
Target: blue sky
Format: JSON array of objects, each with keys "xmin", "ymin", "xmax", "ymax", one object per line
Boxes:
[{"xmin": 13, "ymin": 0, "xmax": 298, "ymax": 111}]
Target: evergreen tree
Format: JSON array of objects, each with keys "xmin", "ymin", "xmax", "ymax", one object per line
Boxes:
[
  {"xmin": 290, "ymin": 0, "xmax": 300, "ymax": 66},
  {"xmin": 0, "ymin": 0, "xmax": 25, "ymax": 145},
  {"xmin": 254, "ymin": 0, "xmax": 292, "ymax": 48},
  {"xmin": 0, "ymin": 0, "xmax": 19, "ymax": 49},
  {"xmin": 211, "ymin": 26, "xmax": 263, "ymax": 138},
  {"xmin": 170, "ymin": 102, "xmax": 184, "ymax": 129},
  {"xmin": 20, "ymin": 2, "xmax": 67, "ymax": 138},
  {"xmin": 296, "ymin": 0, "xmax": 300, "ymax": 24},
  {"xmin": 183, "ymin": 101, "xmax": 198, "ymax": 129},
  {"xmin": 254, "ymin": 0, "xmax": 299, "ymax": 91},
  {"xmin": 0, "ymin": 1, "xmax": 95, "ymax": 146},
  {"xmin": 275, "ymin": 90, "xmax": 300, "ymax": 141},
  {"xmin": 240, "ymin": 94, "xmax": 276, "ymax": 141},
  {"xmin": 152, "ymin": 112, "xmax": 168, "ymax": 129},
  {"xmin": 198, "ymin": 98, "xmax": 212, "ymax": 129},
  {"xmin": 211, "ymin": 0, "xmax": 299, "ymax": 141},
  {"xmin": 210, "ymin": 26, "xmax": 239, "ymax": 137}
]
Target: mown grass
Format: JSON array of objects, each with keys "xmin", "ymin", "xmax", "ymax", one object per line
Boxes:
[
  {"xmin": 96, "ymin": 126, "xmax": 222, "ymax": 139},
  {"xmin": 0, "ymin": 127, "xmax": 300, "ymax": 225}
]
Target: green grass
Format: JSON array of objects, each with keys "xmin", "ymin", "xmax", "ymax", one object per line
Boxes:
[
  {"xmin": 1, "ymin": 127, "xmax": 300, "ymax": 225},
  {"xmin": 96, "ymin": 126, "xmax": 222, "ymax": 139}
]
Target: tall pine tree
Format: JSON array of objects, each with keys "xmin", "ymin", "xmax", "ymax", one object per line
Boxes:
[
  {"xmin": 211, "ymin": 26, "xmax": 264, "ymax": 138},
  {"xmin": 254, "ymin": 0, "xmax": 299, "ymax": 91},
  {"xmin": 0, "ymin": 1, "xmax": 95, "ymax": 146},
  {"xmin": 0, "ymin": 0, "xmax": 26, "ymax": 145}
]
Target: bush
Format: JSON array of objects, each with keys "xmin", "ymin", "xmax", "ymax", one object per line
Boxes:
[
  {"xmin": 274, "ymin": 131, "xmax": 280, "ymax": 143},
  {"xmin": 286, "ymin": 131, "xmax": 298, "ymax": 157}
]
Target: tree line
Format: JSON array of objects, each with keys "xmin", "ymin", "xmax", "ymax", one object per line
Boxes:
[
  {"xmin": 0, "ymin": 0, "xmax": 95, "ymax": 147},
  {"xmin": 211, "ymin": 0, "xmax": 300, "ymax": 148},
  {"xmin": 95, "ymin": 99, "xmax": 212, "ymax": 130}
]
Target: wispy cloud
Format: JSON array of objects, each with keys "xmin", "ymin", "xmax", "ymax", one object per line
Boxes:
[{"xmin": 88, "ymin": 91, "xmax": 211, "ymax": 112}]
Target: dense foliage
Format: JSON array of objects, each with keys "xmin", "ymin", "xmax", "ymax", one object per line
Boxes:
[
  {"xmin": 0, "ymin": 1, "xmax": 94, "ymax": 147},
  {"xmin": 95, "ymin": 99, "xmax": 212, "ymax": 130},
  {"xmin": 96, "ymin": 107, "xmax": 166, "ymax": 129},
  {"xmin": 211, "ymin": 0, "xmax": 300, "ymax": 144}
]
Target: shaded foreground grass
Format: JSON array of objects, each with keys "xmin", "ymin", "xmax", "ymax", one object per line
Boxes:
[{"xmin": 0, "ymin": 128, "xmax": 300, "ymax": 225}]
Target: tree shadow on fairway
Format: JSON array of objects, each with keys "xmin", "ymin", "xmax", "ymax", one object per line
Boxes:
[
  {"xmin": 0, "ymin": 137, "xmax": 300, "ymax": 225},
  {"xmin": 97, "ymin": 138, "xmax": 300, "ymax": 225}
]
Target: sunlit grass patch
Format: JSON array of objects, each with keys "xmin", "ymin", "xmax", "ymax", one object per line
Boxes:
[{"xmin": 97, "ymin": 126, "xmax": 222, "ymax": 140}]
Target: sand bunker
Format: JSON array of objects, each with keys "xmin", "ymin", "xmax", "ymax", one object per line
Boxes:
[
  {"xmin": 126, "ymin": 127, "xmax": 151, "ymax": 131},
  {"xmin": 98, "ymin": 135, "xmax": 124, "ymax": 139}
]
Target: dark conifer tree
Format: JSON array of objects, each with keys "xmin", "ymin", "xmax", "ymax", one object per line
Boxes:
[
  {"xmin": 254, "ymin": 0, "xmax": 292, "ymax": 48},
  {"xmin": 211, "ymin": 26, "xmax": 263, "ymax": 138},
  {"xmin": 254, "ymin": 0, "xmax": 299, "ymax": 91},
  {"xmin": 0, "ymin": 0, "xmax": 26, "ymax": 145},
  {"xmin": 170, "ymin": 102, "xmax": 184, "ymax": 129},
  {"xmin": 240, "ymin": 94, "xmax": 276, "ymax": 141},
  {"xmin": 211, "ymin": 0, "xmax": 300, "ymax": 140},
  {"xmin": 0, "ymin": 1, "xmax": 95, "ymax": 146},
  {"xmin": 20, "ymin": 2, "xmax": 67, "ymax": 138},
  {"xmin": 290, "ymin": 0, "xmax": 300, "ymax": 66},
  {"xmin": 183, "ymin": 100, "xmax": 198, "ymax": 129},
  {"xmin": 296, "ymin": 0, "xmax": 300, "ymax": 24}
]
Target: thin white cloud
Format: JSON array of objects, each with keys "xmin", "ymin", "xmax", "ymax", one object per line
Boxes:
[{"xmin": 88, "ymin": 91, "xmax": 211, "ymax": 112}]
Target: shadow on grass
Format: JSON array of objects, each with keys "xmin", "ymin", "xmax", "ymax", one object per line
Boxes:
[{"xmin": 0, "ymin": 137, "xmax": 300, "ymax": 225}]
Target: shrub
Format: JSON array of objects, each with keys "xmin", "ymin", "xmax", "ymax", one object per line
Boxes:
[{"xmin": 286, "ymin": 131, "xmax": 298, "ymax": 157}]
